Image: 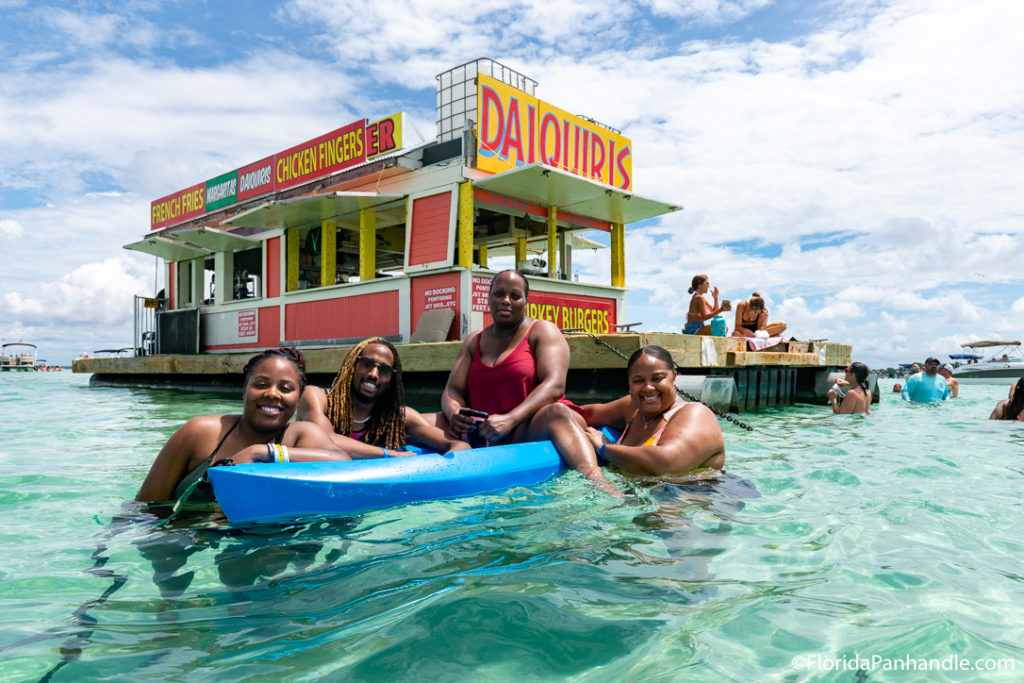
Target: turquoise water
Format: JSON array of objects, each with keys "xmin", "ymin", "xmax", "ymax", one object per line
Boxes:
[{"xmin": 2, "ymin": 372, "xmax": 1023, "ymax": 681}]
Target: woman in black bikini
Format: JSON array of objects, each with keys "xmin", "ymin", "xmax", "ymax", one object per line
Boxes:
[
  {"xmin": 136, "ymin": 348, "xmax": 349, "ymax": 503},
  {"xmin": 731, "ymin": 292, "xmax": 787, "ymax": 338}
]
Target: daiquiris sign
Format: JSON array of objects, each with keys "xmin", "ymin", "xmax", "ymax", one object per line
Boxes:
[
  {"xmin": 151, "ymin": 113, "xmax": 404, "ymax": 230},
  {"xmin": 475, "ymin": 74, "xmax": 632, "ymax": 191}
]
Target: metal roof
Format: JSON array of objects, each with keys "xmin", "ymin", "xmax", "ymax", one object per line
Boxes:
[
  {"xmin": 221, "ymin": 192, "xmax": 406, "ymax": 230},
  {"xmin": 124, "ymin": 236, "xmax": 211, "ymax": 261},
  {"xmin": 472, "ymin": 163, "xmax": 682, "ymax": 225},
  {"xmin": 169, "ymin": 226, "xmax": 261, "ymax": 252}
]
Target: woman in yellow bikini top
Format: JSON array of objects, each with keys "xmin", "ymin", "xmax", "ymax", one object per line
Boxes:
[{"xmin": 579, "ymin": 345, "xmax": 726, "ymax": 475}]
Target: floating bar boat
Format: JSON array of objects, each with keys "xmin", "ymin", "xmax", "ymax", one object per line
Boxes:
[{"xmin": 72, "ymin": 58, "xmax": 856, "ymax": 410}]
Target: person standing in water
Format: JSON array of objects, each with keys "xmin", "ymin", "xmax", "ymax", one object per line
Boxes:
[
  {"xmin": 938, "ymin": 363, "xmax": 960, "ymax": 398},
  {"xmin": 901, "ymin": 357, "xmax": 949, "ymax": 403},
  {"xmin": 827, "ymin": 362, "xmax": 871, "ymax": 414}
]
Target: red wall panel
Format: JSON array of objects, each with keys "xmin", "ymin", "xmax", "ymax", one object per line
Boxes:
[
  {"xmin": 408, "ymin": 192, "xmax": 451, "ymax": 266},
  {"xmin": 285, "ymin": 291, "xmax": 400, "ymax": 341},
  {"xmin": 265, "ymin": 237, "xmax": 280, "ymax": 298},
  {"xmin": 411, "ymin": 272, "xmax": 460, "ymax": 341}
]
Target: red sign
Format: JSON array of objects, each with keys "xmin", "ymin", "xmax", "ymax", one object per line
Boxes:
[
  {"xmin": 237, "ymin": 310, "xmax": 257, "ymax": 337},
  {"xmin": 525, "ymin": 291, "xmax": 616, "ymax": 334},
  {"xmin": 472, "ymin": 276, "xmax": 490, "ymax": 312},
  {"xmin": 274, "ymin": 120, "xmax": 366, "ymax": 191},
  {"xmin": 237, "ymin": 156, "xmax": 274, "ymax": 201},
  {"xmin": 151, "ymin": 182, "xmax": 206, "ymax": 231}
]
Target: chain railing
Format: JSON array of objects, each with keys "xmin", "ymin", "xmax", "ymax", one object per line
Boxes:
[{"xmin": 570, "ymin": 331, "xmax": 760, "ymax": 432}]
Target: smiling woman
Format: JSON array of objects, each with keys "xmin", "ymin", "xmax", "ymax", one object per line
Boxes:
[
  {"xmin": 135, "ymin": 348, "xmax": 350, "ymax": 503},
  {"xmin": 581, "ymin": 345, "xmax": 725, "ymax": 475}
]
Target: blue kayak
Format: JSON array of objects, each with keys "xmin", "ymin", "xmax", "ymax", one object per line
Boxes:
[{"xmin": 207, "ymin": 440, "xmax": 565, "ymax": 523}]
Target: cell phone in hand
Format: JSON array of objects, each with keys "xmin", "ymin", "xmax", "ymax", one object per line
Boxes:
[{"xmin": 459, "ymin": 408, "xmax": 488, "ymax": 419}]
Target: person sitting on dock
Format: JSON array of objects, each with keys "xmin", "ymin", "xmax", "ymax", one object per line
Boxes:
[
  {"xmin": 901, "ymin": 357, "xmax": 950, "ymax": 403},
  {"xmin": 989, "ymin": 378, "xmax": 1024, "ymax": 420},
  {"xmin": 938, "ymin": 363, "xmax": 959, "ymax": 398},
  {"xmin": 580, "ymin": 345, "xmax": 726, "ymax": 474},
  {"xmin": 731, "ymin": 293, "xmax": 787, "ymax": 338},
  {"xmin": 298, "ymin": 337, "xmax": 469, "ymax": 456},
  {"xmin": 827, "ymin": 362, "xmax": 871, "ymax": 414},
  {"xmin": 137, "ymin": 348, "xmax": 350, "ymax": 504},
  {"xmin": 683, "ymin": 274, "xmax": 729, "ymax": 335},
  {"xmin": 440, "ymin": 269, "xmax": 616, "ymax": 491}
]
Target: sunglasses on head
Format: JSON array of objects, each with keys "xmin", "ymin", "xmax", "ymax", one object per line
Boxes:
[{"xmin": 355, "ymin": 356, "xmax": 394, "ymax": 379}]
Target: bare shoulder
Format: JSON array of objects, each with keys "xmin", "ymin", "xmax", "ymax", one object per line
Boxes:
[
  {"xmin": 182, "ymin": 413, "xmax": 234, "ymax": 438},
  {"xmin": 530, "ymin": 318, "xmax": 566, "ymax": 345}
]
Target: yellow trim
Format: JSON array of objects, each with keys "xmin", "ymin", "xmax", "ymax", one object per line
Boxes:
[
  {"xmin": 611, "ymin": 222, "xmax": 625, "ymax": 287},
  {"xmin": 547, "ymin": 206, "xmax": 557, "ymax": 278},
  {"xmin": 286, "ymin": 227, "xmax": 299, "ymax": 292},
  {"xmin": 359, "ymin": 208, "xmax": 376, "ymax": 281},
  {"xmin": 457, "ymin": 181, "xmax": 474, "ymax": 269},
  {"xmin": 321, "ymin": 220, "xmax": 336, "ymax": 287},
  {"xmin": 478, "ymin": 243, "xmax": 488, "ymax": 268}
]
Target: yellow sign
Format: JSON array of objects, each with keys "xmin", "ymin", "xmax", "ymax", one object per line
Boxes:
[
  {"xmin": 143, "ymin": 297, "xmax": 160, "ymax": 309},
  {"xmin": 475, "ymin": 74, "xmax": 632, "ymax": 190}
]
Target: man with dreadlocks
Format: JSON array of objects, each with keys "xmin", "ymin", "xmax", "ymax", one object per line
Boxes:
[{"xmin": 298, "ymin": 337, "xmax": 469, "ymax": 456}]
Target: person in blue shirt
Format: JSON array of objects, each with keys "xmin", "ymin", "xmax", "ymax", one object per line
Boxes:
[{"xmin": 901, "ymin": 357, "xmax": 950, "ymax": 402}]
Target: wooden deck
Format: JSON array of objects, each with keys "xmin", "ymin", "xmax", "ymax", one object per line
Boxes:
[{"xmin": 73, "ymin": 333, "xmax": 851, "ymax": 411}]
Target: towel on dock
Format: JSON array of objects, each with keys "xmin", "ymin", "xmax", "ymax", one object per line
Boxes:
[{"xmin": 746, "ymin": 336, "xmax": 783, "ymax": 351}]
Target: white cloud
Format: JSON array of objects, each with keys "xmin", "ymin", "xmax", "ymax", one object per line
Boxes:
[
  {"xmin": 3, "ymin": 256, "xmax": 150, "ymax": 327},
  {"xmin": 0, "ymin": 219, "xmax": 24, "ymax": 238}
]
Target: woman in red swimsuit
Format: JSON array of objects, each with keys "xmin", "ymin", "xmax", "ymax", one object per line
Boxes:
[{"xmin": 441, "ymin": 270, "xmax": 613, "ymax": 489}]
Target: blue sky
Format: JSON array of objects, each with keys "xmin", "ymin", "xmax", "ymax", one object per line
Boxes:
[{"xmin": 1, "ymin": 0, "xmax": 1022, "ymax": 367}]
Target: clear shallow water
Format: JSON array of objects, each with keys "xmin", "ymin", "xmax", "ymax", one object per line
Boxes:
[{"xmin": 2, "ymin": 373, "xmax": 1023, "ymax": 681}]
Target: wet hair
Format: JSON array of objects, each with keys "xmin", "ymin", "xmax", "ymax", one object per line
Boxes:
[
  {"xmin": 489, "ymin": 269, "xmax": 529, "ymax": 297},
  {"xmin": 627, "ymin": 345, "xmax": 677, "ymax": 373},
  {"xmin": 324, "ymin": 337, "xmax": 406, "ymax": 449},
  {"xmin": 242, "ymin": 348, "xmax": 307, "ymax": 390},
  {"xmin": 749, "ymin": 292, "xmax": 765, "ymax": 310},
  {"xmin": 687, "ymin": 275, "xmax": 707, "ymax": 295},
  {"xmin": 1002, "ymin": 378, "xmax": 1024, "ymax": 421},
  {"xmin": 848, "ymin": 361, "xmax": 870, "ymax": 393}
]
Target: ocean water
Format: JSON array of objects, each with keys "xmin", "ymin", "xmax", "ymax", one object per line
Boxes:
[{"xmin": 1, "ymin": 372, "xmax": 1023, "ymax": 681}]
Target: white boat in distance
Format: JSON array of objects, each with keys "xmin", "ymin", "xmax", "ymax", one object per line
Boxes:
[
  {"xmin": 0, "ymin": 342, "xmax": 39, "ymax": 372},
  {"xmin": 951, "ymin": 340, "xmax": 1024, "ymax": 383}
]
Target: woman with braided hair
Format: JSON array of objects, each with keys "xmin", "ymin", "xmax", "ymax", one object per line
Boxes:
[
  {"xmin": 298, "ymin": 337, "xmax": 468, "ymax": 456},
  {"xmin": 137, "ymin": 348, "xmax": 350, "ymax": 503}
]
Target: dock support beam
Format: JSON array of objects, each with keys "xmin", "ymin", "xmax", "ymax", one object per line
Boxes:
[
  {"xmin": 359, "ymin": 209, "xmax": 376, "ymax": 281},
  {"xmin": 457, "ymin": 181, "xmax": 474, "ymax": 269},
  {"xmin": 611, "ymin": 222, "xmax": 625, "ymax": 287},
  {"xmin": 547, "ymin": 205, "xmax": 557, "ymax": 279}
]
